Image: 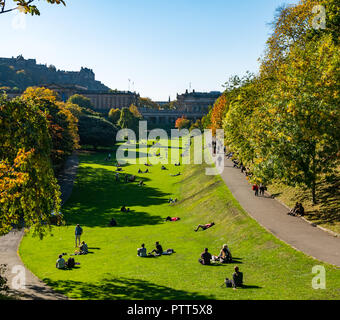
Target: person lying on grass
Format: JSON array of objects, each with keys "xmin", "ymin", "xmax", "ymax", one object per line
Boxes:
[
  {"xmin": 149, "ymin": 242, "xmax": 175, "ymax": 256},
  {"xmin": 144, "ymin": 163, "xmax": 152, "ymax": 167},
  {"xmin": 168, "ymin": 198, "xmax": 178, "ymax": 204},
  {"xmin": 194, "ymin": 222, "xmax": 215, "ymax": 232},
  {"xmin": 108, "ymin": 217, "xmax": 117, "ymax": 227},
  {"xmin": 170, "ymin": 173, "xmax": 181, "ymax": 177},
  {"xmin": 198, "ymin": 248, "xmax": 212, "ymax": 265},
  {"xmin": 224, "ymin": 266, "xmax": 243, "ymax": 290},
  {"xmin": 165, "ymin": 216, "xmax": 180, "ymax": 222}
]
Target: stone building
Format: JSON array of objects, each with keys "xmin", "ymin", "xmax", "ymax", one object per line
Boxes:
[
  {"xmin": 5, "ymin": 84, "xmax": 139, "ymax": 112},
  {"xmin": 175, "ymin": 90, "xmax": 221, "ymax": 113}
]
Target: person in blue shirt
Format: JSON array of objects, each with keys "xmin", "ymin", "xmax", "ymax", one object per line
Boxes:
[{"xmin": 75, "ymin": 224, "xmax": 83, "ymax": 247}]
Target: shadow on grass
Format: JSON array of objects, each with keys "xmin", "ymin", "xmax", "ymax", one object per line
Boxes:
[
  {"xmin": 304, "ymin": 173, "xmax": 340, "ymax": 227},
  {"xmin": 62, "ymin": 166, "xmax": 169, "ymax": 228},
  {"xmin": 43, "ymin": 277, "xmax": 215, "ymax": 300}
]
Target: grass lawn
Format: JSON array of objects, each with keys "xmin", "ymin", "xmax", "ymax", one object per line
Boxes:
[{"xmin": 19, "ymin": 139, "xmax": 340, "ymax": 300}]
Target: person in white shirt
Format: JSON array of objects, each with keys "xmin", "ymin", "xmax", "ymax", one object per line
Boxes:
[{"xmin": 56, "ymin": 255, "xmax": 65, "ymax": 269}]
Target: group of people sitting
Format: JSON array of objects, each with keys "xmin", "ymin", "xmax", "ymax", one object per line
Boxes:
[
  {"xmin": 56, "ymin": 254, "xmax": 77, "ymax": 269},
  {"xmin": 121, "ymin": 206, "xmax": 131, "ymax": 213},
  {"xmin": 168, "ymin": 198, "xmax": 178, "ymax": 204},
  {"xmin": 198, "ymin": 245, "xmax": 233, "ymax": 265},
  {"xmin": 138, "ymin": 168, "xmax": 149, "ymax": 174},
  {"xmin": 137, "ymin": 242, "xmax": 175, "ymax": 257},
  {"xmin": 288, "ymin": 202, "xmax": 305, "ymax": 217}
]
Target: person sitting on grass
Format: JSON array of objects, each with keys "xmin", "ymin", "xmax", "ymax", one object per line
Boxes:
[
  {"xmin": 149, "ymin": 242, "xmax": 175, "ymax": 256},
  {"xmin": 79, "ymin": 241, "xmax": 88, "ymax": 255},
  {"xmin": 138, "ymin": 180, "xmax": 145, "ymax": 187},
  {"xmin": 298, "ymin": 203, "xmax": 305, "ymax": 217},
  {"xmin": 225, "ymin": 266, "xmax": 244, "ymax": 289},
  {"xmin": 198, "ymin": 248, "xmax": 212, "ymax": 265},
  {"xmin": 194, "ymin": 222, "xmax": 215, "ymax": 232},
  {"xmin": 288, "ymin": 202, "xmax": 299, "ymax": 216},
  {"xmin": 109, "ymin": 217, "xmax": 117, "ymax": 227},
  {"xmin": 175, "ymin": 162, "xmax": 181, "ymax": 166},
  {"xmin": 66, "ymin": 257, "xmax": 75, "ymax": 269},
  {"xmin": 121, "ymin": 206, "xmax": 130, "ymax": 213},
  {"xmin": 165, "ymin": 216, "xmax": 180, "ymax": 222},
  {"xmin": 138, "ymin": 169, "xmax": 142, "ymax": 173},
  {"xmin": 56, "ymin": 254, "xmax": 66, "ymax": 269},
  {"xmin": 137, "ymin": 244, "xmax": 154, "ymax": 257},
  {"xmin": 144, "ymin": 169, "xmax": 149, "ymax": 173},
  {"xmin": 137, "ymin": 244, "xmax": 147, "ymax": 257},
  {"xmin": 161, "ymin": 165, "xmax": 167, "ymax": 170},
  {"xmin": 218, "ymin": 244, "xmax": 232, "ymax": 263}
]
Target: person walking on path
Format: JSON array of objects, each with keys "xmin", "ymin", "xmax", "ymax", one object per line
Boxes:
[
  {"xmin": 252, "ymin": 184, "xmax": 259, "ymax": 197},
  {"xmin": 75, "ymin": 224, "xmax": 83, "ymax": 247}
]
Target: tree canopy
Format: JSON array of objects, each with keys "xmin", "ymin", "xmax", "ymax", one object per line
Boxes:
[{"xmin": 0, "ymin": 0, "xmax": 65, "ymax": 15}]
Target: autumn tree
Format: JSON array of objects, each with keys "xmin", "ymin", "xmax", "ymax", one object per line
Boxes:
[
  {"xmin": 175, "ymin": 116, "xmax": 191, "ymax": 130},
  {"xmin": 0, "ymin": 0, "xmax": 65, "ymax": 15},
  {"xmin": 0, "ymin": 95, "xmax": 61, "ymax": 237},
  {"xmin": 22, "ymin": 87, "xmax": 79, "ymax": 172}
]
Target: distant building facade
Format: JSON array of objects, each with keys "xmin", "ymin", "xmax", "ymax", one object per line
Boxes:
[
  {"xmin": 176, "ymin": 90, "xmax": 221, "ymax": 113},
  {"xmin": 6, "ymin": 84, "xmax": 140, "ymax": 112}
]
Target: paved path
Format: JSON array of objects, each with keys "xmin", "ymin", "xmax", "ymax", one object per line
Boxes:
[
  {"xmin": 220, "ymin": 157, "xmax": 340, "ymax": 267},
  {"xmin": 0, "ymin": 153, "xmax": 79, "ymax": 299}
]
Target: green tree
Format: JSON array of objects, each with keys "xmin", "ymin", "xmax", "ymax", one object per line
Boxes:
[
  {"xmin": 78, "ymin": 114, "xmax": 117, "ymax": 149},
  {"xmin": 67, "ymin": 94, "xmax": 93, "ymax": 110},
  {"xmin": 108, "ymin": 108, "xmax": 121, "ymax": 124},
  {"xmin": 118, "ymin": 107, "xmax": 138, "ymax": 130}
]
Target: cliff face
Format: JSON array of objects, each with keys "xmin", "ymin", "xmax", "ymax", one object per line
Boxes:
[{"xmin": 0, "ymin": 55, "xmax": 109, "ymax": 91}]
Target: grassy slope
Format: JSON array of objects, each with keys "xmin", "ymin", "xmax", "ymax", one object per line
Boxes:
[
  {"xmin": 267, "ymin": 168, "xmax": 340, "ymax": 234},
  {"xmin": 19, "ymin": 140, "xmax": 340, "ymax": 300}
]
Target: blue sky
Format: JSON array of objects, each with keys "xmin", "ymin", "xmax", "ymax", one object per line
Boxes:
[{"xmin": 1, "ymin": 0, "xmax": 298, "ymax": 100}]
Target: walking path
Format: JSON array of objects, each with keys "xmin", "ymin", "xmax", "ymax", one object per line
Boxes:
[
  {"xmin": 0, "ymin": 153, "xmax": 79, "ymax": 299},
  {"xmin": 220, "ymin": 157, "xmax": 340, "ymax": 267}
]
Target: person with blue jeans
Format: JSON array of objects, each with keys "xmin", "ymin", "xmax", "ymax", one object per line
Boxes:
[{"xmin": 75, "ymin": 224, "xmax": 83, "ymax": 247}]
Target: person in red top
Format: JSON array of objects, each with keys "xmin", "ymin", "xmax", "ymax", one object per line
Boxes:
[
  {"xmin": 165, "ymin": 216, "xmax": 181, "ymax": 222},
  {"xmin": 194, "ymin": 222, "xmax": 215, "ymax": 232},
  {"xmin": 252, "ymin": 184, "xmax": 259, "ymax": 196}
]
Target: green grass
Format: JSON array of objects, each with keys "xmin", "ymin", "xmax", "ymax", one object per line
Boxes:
[{"xmin": 19, "ymin": 139, "xmax": 340, "ymax": 300}]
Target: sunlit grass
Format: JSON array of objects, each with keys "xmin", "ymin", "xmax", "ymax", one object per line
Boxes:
[{"xmin": 19, "ymin": 139, "xmax": 340, "ymax": 300}]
